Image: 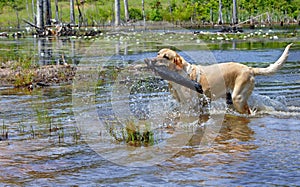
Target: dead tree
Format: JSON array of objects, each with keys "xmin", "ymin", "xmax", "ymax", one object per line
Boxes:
[
  {"xmin": 75, "ymin": 0, "xmax": 83, "ymax": 27},
  {"xmin": 115, "ymin": 0, "xmax": 120, "ymax": 26},
  {"xmin": 218, "ymin": 0, "xmax": 223, "ymax": 24},
  {"xmin": 55, "ymin": 0, "xmax": 59, "ymax": 22},
  {"xmin": 142, "ymin": 0, "xmax": 146, "ymax": 28},
  {"xmin": 36, "ymin": 0, "xmax": 44, "ymax": 28},
  {"xmin": 232, "ymin": 0, "xmax": 238, "ymax": 24},
  {"xmin": 44, "ymin": 0, "xmax": 52, "ymax": 25},
  {"xmin": 26, "ymin": 0, "xmax": 30, "ymax": 20},
  {"xmin": 124, "ymin": 0, "xmax": 129, "ymax": 22},
  {"xmin": 31, "ymin": 0, "xmax": 36, "ymax": 24},
  {"xmin": 70, "ymin": 0, "xmax": 75, "ymax": 24}
]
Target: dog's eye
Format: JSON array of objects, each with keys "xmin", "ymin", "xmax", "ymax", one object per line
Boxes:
[{"xmin": 163, "ymin": 54, "xmax": 170, "ymax": 60}]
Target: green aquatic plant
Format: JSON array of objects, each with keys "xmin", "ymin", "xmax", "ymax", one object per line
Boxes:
[
  {"xmin": 196, "ymin": 29, "xmax": 299, "ymax": 44},
  {"xmin": 1, "ymin": 56, "xmax": 38, "ymax": 87},
  {"xmin": 1, "ymin": 120, "xmax": 8, "ymax": 140},
  {"xmin": 11, "ymin": 55, "xmax": 36, "ymax": 70},
  {"xmin": 58, "ymin": 126, "xmax": 64, "ymax": 143},
  {"xmin": 35, "ymin": 108, "xmax": 51, "ymax": 126},
  {"xmin": 17, "ymin": 121, "xmax": 25, "ymax": 134},
  {"xmin": 30, "ymin": 124, "xmax": 35, "ymax": 139},
  {"xmin": 72, "ymin": 127, "xmax": 81, "ymax": 144},
  {"xmin": 125, "ymin": 119, "xmax": 155, "ymax": 146},
  {"xmin": 106, "ymin": 119, "xmax": 155, "ymax": 147},
  {"xmin": 14, "ymin": 70, "xmax": 34, "ymax": 87}
]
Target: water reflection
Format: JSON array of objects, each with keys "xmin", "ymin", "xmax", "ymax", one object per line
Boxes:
[
  {"xmin": 37, "ymin": 37, "xmax": 79, "ymax": 65},
  {"xmin": 188, "ymin": 114, "xmax": 254, "ymax": 146},
  {"xmin": 152, "ymin": 115, "xmax": 258, "ymax": 186},
  {"xmin": 0, "ymin": 37, "xmax": 82, "ymax": 66}
]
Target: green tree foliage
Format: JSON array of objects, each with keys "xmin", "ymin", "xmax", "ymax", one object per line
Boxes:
[
  {"xmin": 0, "ymin": 0, "xmax": 299, "ymax": 26},
  {"xmin": 148, "ymin": 0, "xmax": 163, "ymax": 21},
  {"xmin": 160, "ymin": 0, "xmax": 299, "ymax": 23},
  {"xmin": 0, "ymin": 0, "xmax": 24, "ymax": 11},
  {"xmin": 129, "ymin": 8, "xmax": 143, "ymax": 21}
]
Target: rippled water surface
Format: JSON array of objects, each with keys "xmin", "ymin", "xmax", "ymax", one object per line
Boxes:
[{"xmin": 0, "ymin": 34, "xmax": 300, "ymax": 186}]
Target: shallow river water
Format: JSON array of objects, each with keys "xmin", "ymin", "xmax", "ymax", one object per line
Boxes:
[{"xmin": 0, "ymin": 33, "xmax": 300, "ymax": 186}]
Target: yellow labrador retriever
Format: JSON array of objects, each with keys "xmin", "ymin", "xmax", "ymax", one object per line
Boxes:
[{"xmin": 151, "ymin": 44, "xmax": 292, "ymax": 114}]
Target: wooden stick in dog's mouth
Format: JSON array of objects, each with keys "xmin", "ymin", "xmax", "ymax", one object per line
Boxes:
[{"xmin": 144, "ymin": 58, "xmax": 203, "ymax": 94}]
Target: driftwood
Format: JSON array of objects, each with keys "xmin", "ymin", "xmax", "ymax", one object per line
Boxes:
[
  {"xmin": 24, "ymin": 19, "xmax": 101, "ymax": 37},
  {"xmin": 55, "ymin": 24, "xmax": 77, "ymax": 36},
  {"xmin": 23, "ymin": 19, "xmax": 56, "ymax": 36}
]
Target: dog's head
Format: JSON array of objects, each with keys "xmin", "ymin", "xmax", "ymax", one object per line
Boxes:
[{"xmin": 156, "ymin": 48, "xmax": 184, "ymax": 71}]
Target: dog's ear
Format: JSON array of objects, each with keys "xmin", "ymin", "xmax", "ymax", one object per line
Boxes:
[
  {"xmin": 174, "ymin": 53, "xmax": 183, "ymax": 70},
  {"xmin": 163, "ymin": 53, "xmax": 170, "ymax": 60}
]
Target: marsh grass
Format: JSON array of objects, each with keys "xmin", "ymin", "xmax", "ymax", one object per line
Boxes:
[
  {"xmin": 108, "ymin": 119, "xmax": 155, "ymax": 147},
  {"xmin": 31, "ymin": 95, "xmax": 79, "ymax": 144},
  {"xmin": 125, "ymin": 119, "xmax": 155, "ymax": 146},
  {"xmin": 12, "ymin": 56, "xmax": 36, "ymax": 69},
  {"xmin": 1, "ymin": 120, "xmax": 8, "ymax": 140},
  {"xmin": 31, "ymin": 94, "xmax": 53, "ymax": 139},
  {"xmin": 17, "ymin": 122, "xmax": 25, "ymax": 134},
  {"xmin": 1, "ymin": 51, "xmax": 76, "ymax": 87},
  {"xmin": 14, "ymin": 70, "xmax": 34, "ymax": 87},
  {"xmin": 35, "ymin": 108, "xmax": 51, "ymax": 126},
  {"xmin": 71, "ymin": 127, "xmax": 81, "ymax": 144},
  {"xmin": 1, "ymin": 54, "xmax": 38, "ymax": 87},
  {"xmin": 57, "ymin": 125, "xmax": 64, "ymax": 143}
]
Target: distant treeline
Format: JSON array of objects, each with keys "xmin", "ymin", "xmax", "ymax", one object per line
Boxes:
[{"xmin": 0, "ymin": 0, "xmax": 299, "ymax": 28}]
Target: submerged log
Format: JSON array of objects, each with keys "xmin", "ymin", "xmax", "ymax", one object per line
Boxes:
[{"xmin": 0, "ymin": 62, "xmax": 76, "ymax": 88}]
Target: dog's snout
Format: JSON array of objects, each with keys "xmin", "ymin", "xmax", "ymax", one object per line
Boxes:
[{"xmin": 150, "ymin": 58, "xmax": 160, "ymax": 65}]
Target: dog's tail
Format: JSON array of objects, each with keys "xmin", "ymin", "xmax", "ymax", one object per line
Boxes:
[{"xmin": 253, "ymin": 43, "xmax": 293, "ymax": 76}]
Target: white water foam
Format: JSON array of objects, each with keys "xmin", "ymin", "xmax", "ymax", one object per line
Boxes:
[{"xmin": 185, "ymin": 92, "xmax": 300, "ymax": 118}]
